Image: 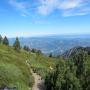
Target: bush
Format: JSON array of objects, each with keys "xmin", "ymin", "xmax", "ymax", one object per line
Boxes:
[{"xmin": 45, "ymin": 50, "xmax": 89, "ymax": 90}]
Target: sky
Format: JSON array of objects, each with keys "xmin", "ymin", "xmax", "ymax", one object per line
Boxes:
[{"xmin": 0, "ymin": 0, "xmax": 90, "ymax": 37}]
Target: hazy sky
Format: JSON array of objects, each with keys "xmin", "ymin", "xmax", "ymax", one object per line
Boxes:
[{"xmin": 0, "ymin": 0, "xmax": 90, "ymax": 37}]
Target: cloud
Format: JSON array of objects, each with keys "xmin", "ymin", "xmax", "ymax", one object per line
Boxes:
[
  {"xmin": 59, "ymin": 0, "xmax": 90, "ymax": 16},
  {"xmin": 8, "ymin": 0, "xmax": 90, "ymax": 17},
  {"xmin": 9, "ymin": 0, "xmax": 30, "ymax": 16},
  {"xmin": 62, "ymin": 9, "xmax": 88, "ymax": 17},
  {"xmin": 37, "ymin": 0, "xmax": 90, "ymax": 16},
  {"xmin": 37, "ymin": 0, "xmax": 59, "ymax": 15},
  {"xmin": 59, "ymin": 0, "xmax": 84, "ymax": 9}
]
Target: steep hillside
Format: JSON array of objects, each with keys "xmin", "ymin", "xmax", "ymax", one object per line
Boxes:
[
  {"xmin": 63, "ymin": 46, "xmax": 90, "ymax": 59},
  {"xmin": 0, "ymin": 45, "xmax": 34, "ymax": 90},
  {"xmin": 28, "ymin": 52, "xmax": 59, "ymax": 78},
  {"xmin": 0, "ymin": 45, "xmax": 58, "ymax": 90}
]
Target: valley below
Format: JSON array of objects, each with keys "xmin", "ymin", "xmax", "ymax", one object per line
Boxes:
[{"xmin": 9, "ymin": 34, "xmax": 90, "ymax": 55}]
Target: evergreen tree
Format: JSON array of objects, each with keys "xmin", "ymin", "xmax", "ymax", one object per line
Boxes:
[
  {"xmin": 23, "ymin": 45, "xmax": 30, "ymax": 51},
  {"xmin": 45, "ymin": 47, "xmax": 89, "ymax": 90},
  {"xmin": 45, "ymin": 60, "xmax": 81, "ymax": 90},
  {"xmin": 37, "ymin": 50, "xmax": 42, "ymax": 55},
  {"xmin": 3, "ymin": 36, "xmax": 9, "ymax": 45},
  {"xmin": 0, "ymin": 35, "xmax": 3, "ymax": 44},
  {"xmin": 49, "ymin": 53, "xmax": 53, "ymax": 57},
  {"xmin": 13, "ymin": 37, "xmax": 21, "ymax": 51},
  {"xmin": 31, "ymin": 48, "xmax": 38, "ymax": 53},
  {"xmin": 72, "ymin": 50, "xmax": 88, "ymax": 78}
]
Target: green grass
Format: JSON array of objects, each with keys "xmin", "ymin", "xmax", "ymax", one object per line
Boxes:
[
  {"xmin": 27, "ymin": 53, "xmax": 59, "ymax": 78},
  {"xmin": 0, "ymin": 45, "xmax": 59, "ymax": 89},
  {"xmin": 0, "ymin": 45, "xmax": 33, "ymax": 90}
]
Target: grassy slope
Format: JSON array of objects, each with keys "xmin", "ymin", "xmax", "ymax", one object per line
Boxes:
[
  {"xmin": 0, "ymin": 45, "xmax": 58, "ymax": 89},
  {"xmin": 27, "ymin": 53, "xmax": 59, "ymax": 78},
  {"xmin": 0, "ymin": 45, "xmax": 33, "ymax": 90}
]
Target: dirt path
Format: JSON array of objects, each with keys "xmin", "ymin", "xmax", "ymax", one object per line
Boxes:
[
  {"xmin": 31, "ymin": 69, "xmax": 46, "ymax": 90},
  {"xmin": 26, "ymin": 60, "xmax": 46, "ymax": 90}
]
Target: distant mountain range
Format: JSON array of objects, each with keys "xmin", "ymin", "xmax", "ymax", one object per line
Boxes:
[{"xmin": 9, "ymin": 34, "xmax": 90, "ymax": 55}]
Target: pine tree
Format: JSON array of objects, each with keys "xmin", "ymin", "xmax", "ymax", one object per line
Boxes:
[
  {"xmin": 0, "ymin": 35, "xmax": 3, "ymax": 44},
  {"xmin": 3, "ymin": 36, "xmax": 9, "ymax": 45},
  {"xmin": 13, "ymin": 37, "xmax": 21, "ymax": 51},
  {"xmin": 49, "ymin": 53, "xmax": 53, "ymax": 57},
  {"xmin": 23, "ymin": 45, "xmax": 30, "ymax": 51}
]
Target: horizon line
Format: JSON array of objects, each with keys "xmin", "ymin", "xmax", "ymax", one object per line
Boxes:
[{"xmin": 6, "ymin": 33, "xmax": 90, "ymax": 38}]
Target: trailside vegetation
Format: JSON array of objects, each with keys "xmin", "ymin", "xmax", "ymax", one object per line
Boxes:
[{"xmin": 45, "ymin": 47, "xmax": 90, "ymax": 90}]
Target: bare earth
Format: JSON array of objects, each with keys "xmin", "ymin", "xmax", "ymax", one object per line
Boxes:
[{"xmin": 31, "ymin": 69, "xmax": 46, "ymax": 90}]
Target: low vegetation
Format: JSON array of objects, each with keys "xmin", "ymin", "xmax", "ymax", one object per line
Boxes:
[{"xmin": 45, "ymin": 47, "xmax": 90, "ymax": 90}]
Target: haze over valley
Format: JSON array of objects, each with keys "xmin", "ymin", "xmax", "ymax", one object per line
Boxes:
[{"xmin": 9, "ymin": 34, "xmax": 90, "ymax": 55}]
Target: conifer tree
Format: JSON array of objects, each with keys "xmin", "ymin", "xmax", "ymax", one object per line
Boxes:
[
  {"xmin": 49, "ymin": 53, "xmax": 53, "ymax": 57},
  {"xmin": 3, "ymin": 36, "xmax": 9, "ymax": 45},
  {"xmin": 13, "ymin": 37, "xmax": 21, "ymax": 51},
  {"xmin": 23, "ymin": 45, "xmax": 30, "ymax": 51},
  {"xmin": 0, "ymin": 35, "xmax": 3, "ymax": 44}
]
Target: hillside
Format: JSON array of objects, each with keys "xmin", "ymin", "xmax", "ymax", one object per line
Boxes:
[
  {"xmin": 63, "ymin": 46, "xmax": 90, "ymax": 59},
  {"xmin": 0, "ymin": 45, "xmax": 58, "ymax": 90},
  {"xmin": 0, "ymin": 45, "xmax": 33, "ymax": 90},
  {"xmin": 0, "ymin": 44, "xmax": 90, "ymax": 90}
]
